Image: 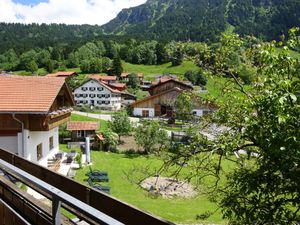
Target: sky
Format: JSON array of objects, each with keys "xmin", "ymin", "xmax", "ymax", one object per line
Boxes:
[{"xmin": 0, "ymin": 0, "xmax": 147, "ymax": 25}]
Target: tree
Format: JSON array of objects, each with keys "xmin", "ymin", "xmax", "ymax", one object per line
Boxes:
[
  {"xmin": 128, "ymin": 73, "xmax": 140, "ymax": 89},
  {"xmin": 102, "ymin": 129, "xmax": 118, "ymax": 152},
  {"xmin": 134, "ymin": 121, "xmax": 169, "ymax": 154},
  {"xmin": 217, "ymin": 29, "xmax": 300, "ymax": 225},
  {"xmin": 101, "ymin": 57, "xmax": 112, "ymax": 72},
  {"xmin": 25, "ymin": 60, "xmax": 38, "ymax": 73},
  {"xmin": 20, "ymin": 50, "xmax": 37, "ymax": 70},
  {"xmin": 89, "ymin": 58, "xmax": 102, "ymax": 73},
  {"xmin": 80, "ymin": 60, "xmax": 90, "ymax": 73},
  {"xmin": 67, "ymin": 52, "xmax": 79, "ymax": 68},
  {"xmin": 112, "ymin": 56, "xmax": 123, "ymax": 77},
  {"xmin": 45, "ymin": 59, "xmax": 57, "ymax": 73},
  {"xmin": 109, "ymin": 111, "xmax": 132, "ymax": 142},
  {"xmin": 0, "ymin": 49, "xmax": 19, "ymax": 71},
  {"xmin": 174, "ymin": 91, "xmax": 193, "ymax": 122},
  {"xmin": 37, "ymin": 49, "xmax": 51, "ymax": 68},
  {"xmin": 161, "ymin": 29, "xmax": 300, "ymax": 224}
]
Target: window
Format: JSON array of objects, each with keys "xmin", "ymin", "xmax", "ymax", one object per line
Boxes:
[
  {"xmin": 97, "ymin": 87, "xmax": 104, "ymax": 91},
  {"xmin": 89, "ymin": 87, "xmax": 95, "ymax": 91},
  {"xmin": 193, "ymin": 111, "xmax": 197, "ymax": 115},
  {"xmin": 90, "ymin": 94, "xmax": 95, "ymax": 98},
  {"xmin": 77, "ymin": 130, "xmax": 85, "ymax": 137},
  {"xmin": 37, "ymin": 143, "xmax": 43, "ymax": 161},
  {"xmin": 142, "ymin": 110, "xmax": 149, "ymax": 117},
  {"xmin": 81, "ymin": 87, "xmax": 87, "ymax": 91},
  {"xmin": 49, "ymin": 136, "xmax": 54, "ymax": 150}
]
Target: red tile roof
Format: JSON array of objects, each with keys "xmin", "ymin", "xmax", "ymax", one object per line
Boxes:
[
  {"xmin": 89, "ymin": 75, "xmax": 117, "ymax": 81},
  {"xmin": 108, "ymin": 83, "xmax": 127, "ymax": 91},
  {"xmin": 67, "ymin": 121, "xmax": 99, "ymax": 131},
  {"xmin": 0, "ymin": 76, "xmax": 70, "ymax": 113},
  {"xmin": 46, "ymin": 72, "xmax": 77, "ymax": 77}
]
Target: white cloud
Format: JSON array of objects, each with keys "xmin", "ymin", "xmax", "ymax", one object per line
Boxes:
[{"xmin": 0, "ymin": 0, "xmax": 147, "ymax": 25}]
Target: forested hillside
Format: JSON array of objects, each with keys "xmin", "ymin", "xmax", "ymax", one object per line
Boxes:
[
  {"xmin": 0, "ymin": 0, "xmax": 299, "ymax": 53},
  {"xmin": 103, "ymin": 0, "xmax": 300, "ymax": 41}
]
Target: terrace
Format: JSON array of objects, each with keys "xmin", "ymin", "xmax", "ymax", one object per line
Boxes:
[{"xmin": 0, "ymin": 148, "xmax": 174, "ymax": 225}]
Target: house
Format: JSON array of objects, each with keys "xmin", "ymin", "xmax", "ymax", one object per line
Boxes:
[
  {"xmin": 73, "ymin": 79, "xmax": 122, "ymax": 111},
  {"xmin": 121, "ymin": 72, "xmax": 144, "ymax": 82},
  {"xmin": 121, "ymin": 92, "xmax": 137, "ymax": 106},
  {"xmin": 148, "ymin": 78, "xmax": 193, "ymax": 96},
  {"xmin": 67, "ymin": 121, "xmax": 99, "ymax": 142},
  {"xmin": 46, "ymin": 71, "xmax": 78, "ymax": 78},
  {"xmin": 132, "ymin": 88, "xmax": 180, "ymax": 117},
  {"xmin": 0, "ymin": 76, "xmax": 74, "ymax": 166},
  {"xmin": 132, "ymin": 88, "xmax": 215, "ymax": 117},
  {"xmin": 140, "ymin": 80, "xmax": 152, "ymax": 90},
  {"xmin": 132, "ymin": 77, "xmax": 215, "ymax": 118},
  {"xmin": 89, "ymin": 74, "xmax": 117, "ymax": 85}
]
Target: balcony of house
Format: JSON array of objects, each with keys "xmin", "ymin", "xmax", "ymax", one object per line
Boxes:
[{"xmin": 0, "ymin": 148, "xmax": 174, "ymax": 225}]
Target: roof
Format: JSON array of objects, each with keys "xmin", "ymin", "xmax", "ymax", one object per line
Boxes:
[
  {"xmin": 46, "ymin": 72, "xmax": 77, "ymax": 77},
  {"xmin": 108, "ymin": 83, "xmax": 127, "ymax": 88},
  {"xmin": 75, "ymin": 79, "xmax": 121, "ymax": 94},
  {"xmin": 0, "ymin": 76, "xmax": 71, "ymax": 113},
  {"xmin": 67, "ymin": 121, "xmax": 99, "ymax": 131},
  {"xmin": 89, "ymin": 75, "xmax": 117, "ymax": 81},
  {"xmin": 131, "ymin": 87, "xmax": 182, "ymax": 107},
  {"xmin": 150, "ymin": 78, "xmax": 193, "ymax": 90}
]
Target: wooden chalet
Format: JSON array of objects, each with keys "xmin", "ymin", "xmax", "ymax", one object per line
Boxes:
[
  {"xmin": 148, "ymin": 78, "xmax": 193, "ymax": 96},
  {"xmin": 132, "ymin": 88, "xmax": 181, "ymax": 117},
  {"xmin": 0, "ymin": 76, "xmax": 74, "ymax": 166}
]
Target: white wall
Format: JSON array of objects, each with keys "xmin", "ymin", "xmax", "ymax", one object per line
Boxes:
[
  {"xmin": 0, "ymin": 136, "xmax": 18, "ymax": 153},
  {"xmin": 192, "ymin": 109, "xmax": 204, "ymax": 117},
  {"xmin": 24, "ymin": 127, "xmax": 59, "ymax": 167},
  {"xmin": 74, "ymin": 80, "xmax": 122, "ymax": 110},
  {"xmin": 133, "ymin": 108, "xmax": 155, "ymax": 117}
]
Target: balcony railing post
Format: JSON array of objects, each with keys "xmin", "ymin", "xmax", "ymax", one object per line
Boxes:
[{"xmin": 52, "ymin": 196, "xmax": 61, "ymax": 225}]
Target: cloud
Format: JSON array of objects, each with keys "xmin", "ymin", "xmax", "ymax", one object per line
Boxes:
[{"xmin": 0, "ymin": 0, "xmax": 147, "ymax": 25}]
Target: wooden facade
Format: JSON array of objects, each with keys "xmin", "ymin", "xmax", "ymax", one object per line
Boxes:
[
  {"xmin": 132, "ymin": 89, "xmax": 181, "ymax": 117},
  {"xmin": 0, "ymin": 113, "xmax": 71, "ymax": 134},
  {"xmin": 149, "ymin": 79, "xmax": 193, "ymax": 96}
]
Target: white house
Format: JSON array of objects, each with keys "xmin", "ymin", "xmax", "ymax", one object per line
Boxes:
[
  {"xmin": 0, "ymin": 75, "xmax": 74, "ymax": 166},
  {"xmin": 73, "ymin": 79, "xmax": 122, "ymax": 111}
]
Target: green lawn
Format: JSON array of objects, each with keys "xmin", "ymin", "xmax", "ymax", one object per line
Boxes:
[
  {"xmin": 123, "ymin": 60, "xmax": 199, "ymax": 80},
  {"xmin": 70, "ymin": 113, "xmax": 108, "ymax": 132},
  {"xmin": 70, "ymin": 151, "xmax": 227, "ymax": 224}
]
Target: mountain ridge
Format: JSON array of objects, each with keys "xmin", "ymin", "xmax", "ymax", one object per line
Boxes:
[{"xmin": 101, "ymin": 0, "xmax": 300, "ymax": 41}]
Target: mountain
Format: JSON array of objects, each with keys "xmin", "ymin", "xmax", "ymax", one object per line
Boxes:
[{"xmin": 101, "ymin": 0, "xmax": 300, "ymax": 41}]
